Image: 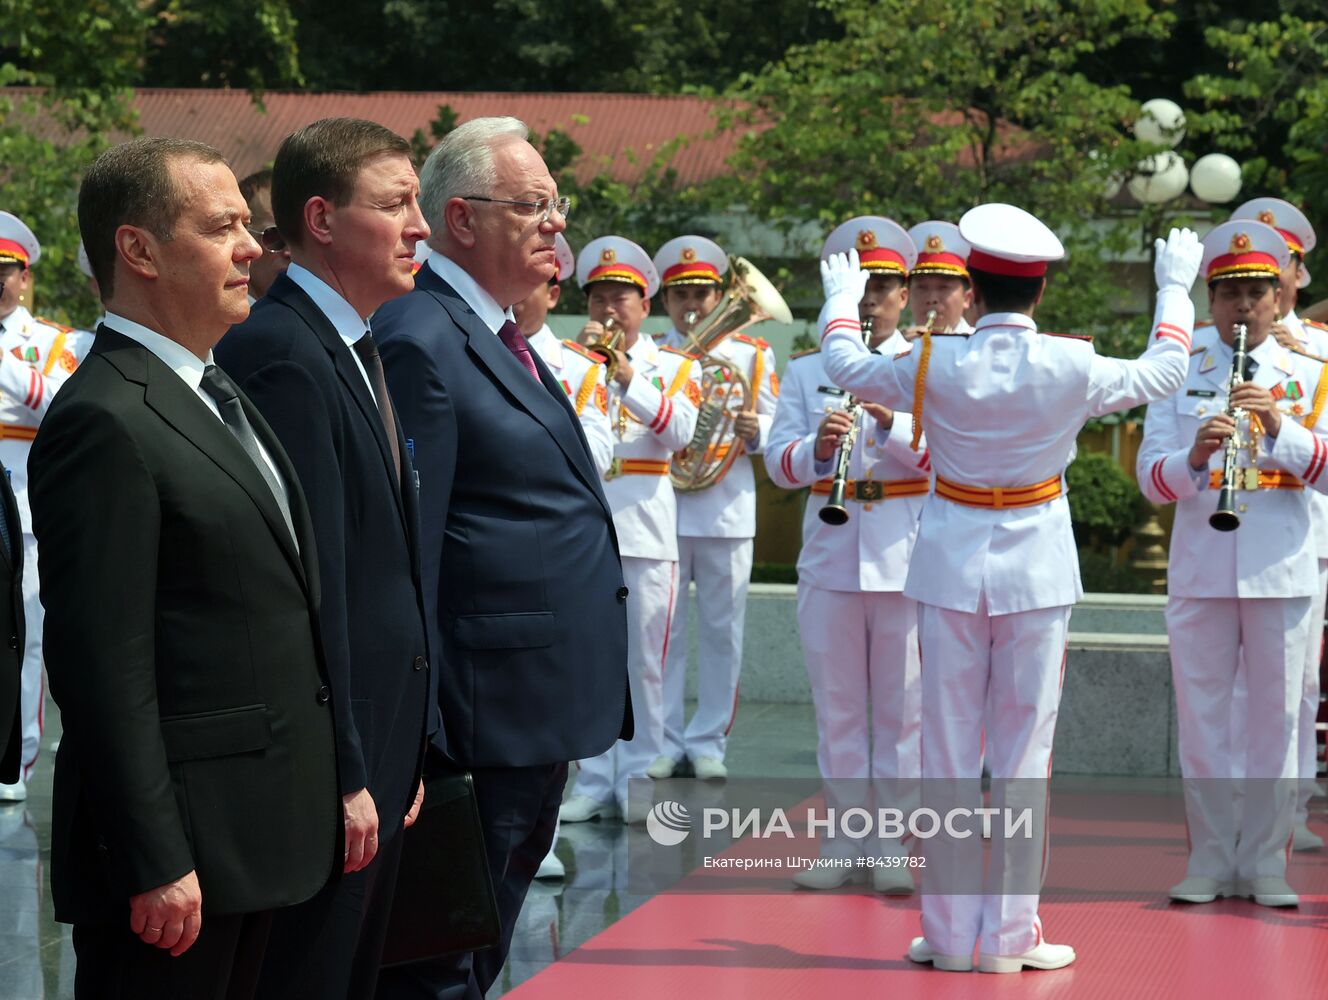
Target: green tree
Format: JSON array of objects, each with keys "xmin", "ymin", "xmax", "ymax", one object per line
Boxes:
[{"xmin": 0, "ymin": 0, "xmax": 150, "ymax": 327}]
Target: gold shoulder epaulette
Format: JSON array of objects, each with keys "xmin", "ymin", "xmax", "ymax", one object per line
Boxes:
[
  {"xmin": 33, "ymin": 315, "xmax": 74, "ymax": 334},
  {"xmin": 790, "ymin": 347, "xmax": 821, "ymax": 359},
  {"xmin": 1289, "ymin": 345, "xmax": 1328, "ymax": 364},
  {"xmin": 562, "ymin": 339, "xmax": 608, "ymax": 363},
  {"xmin": 1041, "ymin": 331, "xmax": 1094, "ymax": 342},
  {"xmin": 1304, "ymin": 318, "xmax": 1328, "ymax": 332},
  {"xmin": 660, "ymin": 345, "xmax": 697, "ymax": 358},
  {"xmin": 1190, "ymin": 346, "xmax": 1205, "ymax": 356},
  {"xmin": 733, "ymin": 333, "xmax": 771, "ymax": 350}
]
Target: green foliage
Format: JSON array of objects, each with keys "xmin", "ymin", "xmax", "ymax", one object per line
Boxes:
[
  {"xmin": 1076, "ymin": 549, "xmax": 1150, "ymax": 594},
  {"xmin": 0, "ymin": 0, "xmax": 149, "ymax": 327},
  {"xmin": 142, "ymin": 1, "xmax": 303, "ymax": 92},
  {"xmin": 1066, "ymin": 450, "xmax": 1146, "ymax": 550},
  {"xmin": 751, "ymin": 562, "xmax": 798, "ymax": 584}
]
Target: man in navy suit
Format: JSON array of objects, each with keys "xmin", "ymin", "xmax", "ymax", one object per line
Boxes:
[
  {"xmin": 0, "ymin": 459, "xmax": 22, "ymax": 788},
  {"xmin": 374, "ymin": 116, "xmax": 631, "ymax": 1000},
  {"xmin": 216, "ymin": 118, "xmax": 432, "ymax": 998}
]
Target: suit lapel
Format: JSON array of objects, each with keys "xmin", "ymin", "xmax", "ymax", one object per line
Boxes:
[
  {"xmin": 0, "ymin": 473, "xmax": 17, "ymax": 575},
  {"xmin": 267, "ymin": 278, "xmax": 410, "ymax": 531},
  {"xmin": 97, "ymin": 328, "xmax": 309, "ymax": 591},
  {"xmin": 418, "ymin": 270, "xmax": 610, "ymax": 511}
]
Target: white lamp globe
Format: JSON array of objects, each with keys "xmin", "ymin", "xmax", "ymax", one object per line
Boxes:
[
  {"xmin": 1134, "ymin": 98, "xmax": 1186, "ymax": 148},
  {"xmin": 1128, "ymin": 152, "xmax": 1190, "ymax": 204},
  {"xmin": 1189, "ymin": 153, "xmax": 1243, "ymax": 204}
]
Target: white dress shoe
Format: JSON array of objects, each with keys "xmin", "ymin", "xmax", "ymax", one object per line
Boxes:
[
  {"xmin": 535, "ymin": 848, "xmax": 565, "ymax": 880},
  {"xmin": 907, "ymin": 936, "xmax": 972, "ymax": 972},
  {"xmin": 791, "ymin": 863, "xmax": 861, "ymax": 890},
  {"xmin": 871, "ymin": 864, "xmax": 915, "ymax": 895},
  {"xmin": 646, "ymin": 755, "xmax": 678, "ymax": 779},
  {"xmin": 1292, "ymin": 822, "xmax": 1324, "ymax": 852},
  {"xmin": 691, "ymin": 756, "xmax": 728, "ymax": 781},
  {"xmin": 0, "ymin": 779, "xmax": 26, "ymax": 802},
  {"xmin": 1241, "ymin": 876, "xmax": 1299, "ymax": 907},
  {"xmin": 1169, "ymin": 875, "xmax": 1234, "ymax": 903},
  {"xmin": 558, "ymin": 794, "xmax": 618, "ymax": 823},
  {"xmin": 978, "ymin": 941, "xmax": 1076, "ymax": 973}
]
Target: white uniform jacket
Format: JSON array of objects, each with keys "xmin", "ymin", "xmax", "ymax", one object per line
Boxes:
[
  {"xmin": 1137, "ymin": 326, "xmax": 1328, "ymax": 599},
  {"xmin": 604, "ymin": 335, "xmax": 699, "ymax": 561},
  {"xmin": 0, "ymin": 306, "xmax": 91, "ymax": 522},
  {"xmin": 821, "ymin": 287, "xmax": 1195, "ymax": 614},
  {"xmin": 1284, "ymin": 311, "xmax": 1328, "ymax": 559},
  {"xmin": 527, "ymin": 325, "xmax": 614, "ymax": 477},
  {"xmin": 657, "ymin": 329, "xmax": 779, "ymax": 539},
  {"xmin": 764, "ymin": 334, "xmax": 929, "ymax": 593}
]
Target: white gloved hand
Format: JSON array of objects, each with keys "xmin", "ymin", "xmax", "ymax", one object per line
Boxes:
[
  {"xmin": 1153, "ymin": 227, "xmax": 1203, "ymax": 292},
  {"xmin": 820, "ymin": 249, "xmax": 869, "ymax": 304}
]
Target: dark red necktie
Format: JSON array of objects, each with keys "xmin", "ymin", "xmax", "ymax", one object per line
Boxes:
[{"xmin": 497, "ymin": 320, "xmax": 541, "ymax": 382}]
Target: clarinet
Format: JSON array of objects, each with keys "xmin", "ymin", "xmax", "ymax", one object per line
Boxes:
[
  {"xmin": 1209, "ymin": 322, "xmax": 1249, "ymax": 532},
  {"xmin": 819, "ymin": 317, "xmax": 874, "ymax": 526}
]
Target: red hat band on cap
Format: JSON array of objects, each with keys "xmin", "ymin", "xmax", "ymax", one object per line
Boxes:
[
  {"xmin": 586, "ymin": 263, "xmax": 648, "ymax": 290},
  {"xmin": 912, "ymin": 251, "xmax": 969, "ymax": 277},
  {"xmin": 1274, "ymin": 228, "xmax": 1305, "ymax": 255},
  {"xmin": 0, "ymin": 239, "xmax": 30, "ymax": 267},
  {"xmin": 967, "ymin": 248, "xmax": 1046, "ymax": 278},
  {"xmin": 662, "ymin": 261, "xmax": 722, "ymax": 286},
  {"xmin": 859, "ymin": 248, "xmax": 907, "ymax": 274},
  {"xmin": 1207, "ymin": 251, "xmax": 1280, "ymax": 281}
]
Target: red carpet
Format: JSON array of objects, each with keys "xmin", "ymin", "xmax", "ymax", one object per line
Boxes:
[{"xmin": 508, "ymin": 795, "xmax": 1328, "ymax": 999}]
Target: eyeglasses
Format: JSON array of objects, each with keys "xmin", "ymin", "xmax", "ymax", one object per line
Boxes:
[
  {"xmin": 462, "ymin": 195, "xmax": 571, "ymax": 224},
  {"xmin": 247, "ymin": 226, "xmax": 288, "ymax": 254}
]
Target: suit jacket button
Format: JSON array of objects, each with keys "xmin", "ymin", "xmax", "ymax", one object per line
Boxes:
[
  {"xmin": 413, "ymin": 655, "xmax": 426, "ymax": 671},
  {"xmin": 316, "ymin": 686, "xmax": 331, "ymax": 705},
  {"xmin": 616, "ymin": 586, "xmax": 629, "ymax": 603}
]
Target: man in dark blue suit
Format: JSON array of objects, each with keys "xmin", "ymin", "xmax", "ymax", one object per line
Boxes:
[
  {"xmin": 216, "ymin": 118, "xmax": 432, "ymax": 999},
  {"xmin": 374, "ymin": 117, "xmax": 631, "ymax": 1000}
]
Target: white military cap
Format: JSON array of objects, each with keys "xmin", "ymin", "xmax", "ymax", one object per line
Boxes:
[
  {"xmin": 1200, "ymin": 219, "xmax": 1289, "ymax": 283},
  {"xmin": 1231, "ymin": 197, "xmax": 1314, "ymax": 288},
  {"xmin": 959, "ymin": 203, "xmax": 1064, "ymax": 277},
  {"xmin": 907, "ymin": 221, "xmax": 971, "ymax": 278},
  {"xmin": 653, "ymin": 235, "xmax": 728, "ymax": 288},
  {"xmin": 553, "ymin": 233, "xmax": 575, "ymax": 283},
  {"xmin": 0, "ymin": 211, "xmax": 40, "ymax": 268},
  {"xmin": 576, "ymin": 235, "xmax": 660, "ymax": 297},
  {"xmin": 821, "ymin": 216, "xmax": 915, "ymax": 276}
]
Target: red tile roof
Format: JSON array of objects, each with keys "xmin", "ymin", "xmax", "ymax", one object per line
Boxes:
[{"xmin": 126, "ymin": 89, "xmax": 743, "ymax": 185}]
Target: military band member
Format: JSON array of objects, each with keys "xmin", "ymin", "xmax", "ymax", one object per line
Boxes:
[
  {"xmin": 560, "ymin": 236, "xmax": 699, "ymax": 824},
  {"xmin": 765, "ymin": 217, "xmax": 925, "ymax": 893},
  {"xmin": 821, "ymin": 205, "xmax": 1202, "ymax": 972},
  {"xmin": 652, "ymin": 235, "xmax": 778, "ymax": 782},
  {"xmin": 905, "ymin": 221, "xmax": 974, "ymax": 335},
  {"xmin": 0, "ymin": 212, "xmax": 90, "ymax": 802},
  {"xmin": 514, "ymin": 232, "xmax": 614, "ymax": 477},
  {"xmin": 1229, "ymin": 198, "xmax": 1327, "ymax": 852},
  {"xmin": 1138, "ymin": 220, "xmax": 1328, "ymax": 908}
]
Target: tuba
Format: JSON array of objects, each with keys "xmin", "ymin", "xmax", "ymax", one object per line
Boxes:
[
  {"xmin": 585, "ymin": 316, "xmax": 623, "ymax": 380},
  {"xmin": 670, "ymin": 257, "xmax": 793, "ymax": 492}
]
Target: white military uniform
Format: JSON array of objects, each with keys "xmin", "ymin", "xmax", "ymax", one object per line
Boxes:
[
  {"xmin": 765, "ymin": 340, "xmax": 927, "ymax": 858},
  {"xmin": 822, "ymin": 210, "xmax": 1198, "ymax": 960},
  {"xmin": 1139, "ymin": 324, "xmax": 1328, "ymax": 886},
  {"xmin": 0, "ymin": 306, "xmax": 90, "ymax": 777},
  {"xmin": 571, "ymin": 333, "xmax": 700, "ymax": 811},
  {"xmin": 658, "ymin": 327, "xmax": 778, "ymax": 765},
  {"xmin": 527, "ymin": 325, "xmax": 614, "ymax": 477}
]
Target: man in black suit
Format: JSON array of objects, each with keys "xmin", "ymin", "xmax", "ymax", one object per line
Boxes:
[
  {"xmin": 0, "ymin": 458, "xmax": 22, "ymax": 788},
  {"xmin": 374, "ymin": 116, "xmax": 631, "ymax": 1000},
  {"xmin": 28, "ymin": 137, "xmax": 340, "ymax": 999},
  {"xmin": 216, "ymin": 117, "xmax": 432, "ymax": 999}
]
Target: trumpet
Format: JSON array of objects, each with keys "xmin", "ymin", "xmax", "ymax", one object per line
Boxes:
[
  {"xmin": 1210, "ymin": 322, "xmax": 1250, "ymax": 532},
  {"xmin": 819, "ymin": 316, "xmax": 874, "ymax": 525},
  {"xmin": 586, "ymin": 316, "xmax": 623, "ymax": 380}
]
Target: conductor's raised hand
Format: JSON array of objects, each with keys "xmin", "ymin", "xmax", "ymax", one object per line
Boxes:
[
  {"xmin": 820, "ymin": 249, "xmax": 869, "ymax": 305},
  {"xmin": 1154, "ymin": 227, "xmax": 1203, "ymax": 292}
]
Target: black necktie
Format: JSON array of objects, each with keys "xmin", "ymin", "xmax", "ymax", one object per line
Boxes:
[
  {"xmin": 351, "ymin": 332, "xmax": 403, "ymax": 482},
  {"xmin": 199, "ymin": 364, "xmax": 296, "ymax": 543}
]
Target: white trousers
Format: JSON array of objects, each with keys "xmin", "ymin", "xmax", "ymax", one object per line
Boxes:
[
  {"xmin": 18, "ymin": 532, "xmax": 43, "ymax": 777},
  {"xmin": 662, "ymin": 536, "xmax": 753, "ymax": 762},
  {"xmin": 573, "ymin": 557, "xmax": 677, "ymax": 808},
  {"xmin": 1168, "ymin": 596, "xmax": 1307, "ymax": 881},
  {"xmin": 917, "ymin": 597, "xmax": 1069, "ymax": 959}
]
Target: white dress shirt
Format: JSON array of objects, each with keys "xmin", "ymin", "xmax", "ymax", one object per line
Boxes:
[{"xmin": 284, "ymin": 262, "xmax": 374, "ymax": 393}]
